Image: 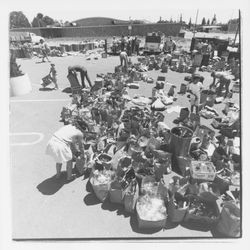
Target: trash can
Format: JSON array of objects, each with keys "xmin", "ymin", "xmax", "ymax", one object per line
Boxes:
[{"xmin": 170, "ymin": 126, "xmax": 193, "ymax": 157}]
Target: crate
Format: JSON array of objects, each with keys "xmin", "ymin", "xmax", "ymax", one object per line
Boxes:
[{"xmin": 190, "ymin": 161, "xmax": 216, "ymax": 181}]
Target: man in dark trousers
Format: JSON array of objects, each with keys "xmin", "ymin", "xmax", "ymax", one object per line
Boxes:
[{"xmin": 68, "ymin": 65, "xmax": 93, "ymax": 89}]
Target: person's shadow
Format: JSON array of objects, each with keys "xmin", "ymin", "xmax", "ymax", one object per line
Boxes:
[{"xmin": 37, "ymin": 172, "xmax": 72, "ymax": 195}]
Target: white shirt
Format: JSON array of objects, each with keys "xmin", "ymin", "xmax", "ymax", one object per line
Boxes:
[
  {"xmin": 54, "ymin": 124, "xmax": 82, "ymax": 143},
  {"xmin": 189, "ymin": 82, "xmax": 203, "ymax": 96}
]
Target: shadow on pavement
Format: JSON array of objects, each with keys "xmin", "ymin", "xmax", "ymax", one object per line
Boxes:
[
  {"xmin": 83, "ymin": 193, "xmax": 101, "ymax": 206},
  {"xmin": 129, "ymin": 213, "xmax": 162, "ymax": 234},
  {"xmin": 180, "ymin": 221, "xmax": 211, "ymax": 232},
  {"xmin": 101, "ymin": 200, "xmax": 130, "ymax": 218},
  {"xmin": 36, "ymin": 172, "xmax": 70, "ymax": 195},
  {"xmin": 85, "ymin": 179, "xmax": 93, "ymax": 192},
  {"xmin": 39, "ymin": 87, "xmax": 54, "ymax": 91},
  {"xmin": 62, "ymin": 87, "xmax": 72, "ymax": 93}
]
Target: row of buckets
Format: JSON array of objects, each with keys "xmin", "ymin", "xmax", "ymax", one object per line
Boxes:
[
  {"xmin": 10, "ymin": 42, "xmax": 96, "ymax": 58},
  {"xmin": 51, "ymin": 43, "xmax": 95, "ymax": 53}
]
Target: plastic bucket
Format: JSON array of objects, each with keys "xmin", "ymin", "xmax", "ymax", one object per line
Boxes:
[
  {"xmin": 10, "ymin": 73, "xmax": 32, "ymax": 97},
  {"xmin": 170, "ymin": 127, "xmax": 193, "ymax": 157}
]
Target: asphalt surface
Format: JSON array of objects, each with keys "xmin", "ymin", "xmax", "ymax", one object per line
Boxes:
[{"xmin": 10, "ymin": 52, "xmax": 239, "ymax": 239}]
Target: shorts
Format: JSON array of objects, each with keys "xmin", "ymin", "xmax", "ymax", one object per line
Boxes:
[{"xmin": 46, "ymin": 136, "xmax": 72, "ymax": 163}]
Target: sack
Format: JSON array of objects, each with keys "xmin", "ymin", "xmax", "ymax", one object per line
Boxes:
[
  {"xmin": 216, "ymin": 201, "xmax": 240, "ymax": 237},
  {"xmin": 179, "ymin": 107, "xmax": 190, "ymax": 121},
  {"xmin": 90, "ymin": 172, "xmax": 113, "ymax": 202},
  {"xmin": 179, "ymin": 83, "xmax": 187, "ymax": 94},
  {"xmin": 109, "ymin": 180, "xmax": 125, "ymax": 204},
  {"xmin": 127, "ymin": 83, "xmax": 139, "ymax": 89},
  {"xmin": 124, "ymin": 181, "xmax": 139, "ymax": 213},
  {"xmin": 151, "ymin": 99, "xmax": 166, "ymax": 111},
  {"xmin": 168, "ymin": 196, "xmax": 188, "ymax": 223}
]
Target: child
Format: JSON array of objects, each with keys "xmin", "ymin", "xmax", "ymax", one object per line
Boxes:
[
  {"xmin": 45, "ymin": 119, "xmax": 87, "ymax": 181},
  {"xmin": 188, "ymin": 74, "xmax": 203, "ymax": 114},
  {"xmin": 49, "ymin": 63, "xmax": 58, "ymax": 90}
]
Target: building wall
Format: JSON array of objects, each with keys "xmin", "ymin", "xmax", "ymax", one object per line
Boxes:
[{"xmin": 11, "ymin": 23, "xmax": 181, "ymax": 38}]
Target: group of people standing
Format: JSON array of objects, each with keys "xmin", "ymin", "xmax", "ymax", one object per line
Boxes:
[{"xmin": 111, "ymin": 35, "xmax": 141, "ymax": 56}]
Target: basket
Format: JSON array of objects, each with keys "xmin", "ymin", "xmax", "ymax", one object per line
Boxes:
[
  {"xmin": 90, "ymin": 176, "xmax": 111, "ymax": 202},
  {"xmin": 124, "ymin": 183, "xmax": 139, "ymax": 213},
  {"xmin": 136, "ymin": 201, "xmax": 167, "ymax": 229},
  {"xmin": 167, "ymin": 197, "xmax": 188, "ymax": 223}
]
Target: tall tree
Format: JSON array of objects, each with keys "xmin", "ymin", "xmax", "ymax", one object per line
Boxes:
[
  {"xmin": 188, "ymin": 18, "xmax": 192, "ymax": 28},
  {"xmin": 201, "ymin": 17, "xmax": 206, "ymax": 25},
  {"xmin": 211, "ymin": 14, "xmax": 217, "ymax": 25},
  {"xmin": 207, "ymin": 19, "xmax": 210, "ymax": 25},
  {"xmin": 43, "ymin": 15, "xmax": 55, "ymax": 26},
  {"xmin": 9, "ymin": 11, "xmax": 31, "ymax": 28}
]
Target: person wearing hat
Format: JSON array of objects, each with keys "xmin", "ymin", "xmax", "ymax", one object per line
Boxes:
[
  {"xmin": 45, "ymin": 118, "xmax": 88, "ymax": 181},
  {"xmin": 188, "ymin": 74, "xmax": 203, "ymax": 114},
  {"xmin": 49, "ymin": 63, "xmax": 58, "ymax": 90},
  {"xmin": 68, "ymin": 65, "xmax": 92, "ymax": 89}
]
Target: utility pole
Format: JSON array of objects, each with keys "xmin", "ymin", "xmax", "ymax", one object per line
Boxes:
[{"xmin": 193, "ymin": 9, "xmax": 199, "ymax": 38}]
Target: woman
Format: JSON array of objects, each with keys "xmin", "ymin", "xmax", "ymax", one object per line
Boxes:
[{"xmin": 46, "ymin": 119, "xmax": 87, "ymax": 181}]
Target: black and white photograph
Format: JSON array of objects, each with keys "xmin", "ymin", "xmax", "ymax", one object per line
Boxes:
[{"xmin": 1, "ymin": 0, "xmax": 250, "ymax": 247}]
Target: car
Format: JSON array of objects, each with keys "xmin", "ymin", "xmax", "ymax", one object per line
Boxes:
[
  {"xmin": 143, "ymin": 32, "xmax": 164, "ymax": 55},
  {"xmin": 29, "ymin": 33, "xmax": 45, "ymax": 44}
]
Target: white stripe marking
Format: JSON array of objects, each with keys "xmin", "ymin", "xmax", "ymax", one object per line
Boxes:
[
  {"xmin": 10, "ymin": 98, "xmax": 70, "ymax": 103},
  {"xmin": 10, "ymin": 132, "xmax": 44, "ymax": 146}
]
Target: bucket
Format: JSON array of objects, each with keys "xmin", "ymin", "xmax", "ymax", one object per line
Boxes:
[
  {"xmin": 170, "ymin": 127, "xmax": 193, "ymax": 157},
  {"xmin": 10, "ymin": 73, "xmax": 32, "ymax": 97}
]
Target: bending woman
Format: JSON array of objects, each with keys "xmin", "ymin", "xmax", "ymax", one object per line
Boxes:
[{"xmin": 46, "ymin": 119, "xmax": 88, "ymax": 181}]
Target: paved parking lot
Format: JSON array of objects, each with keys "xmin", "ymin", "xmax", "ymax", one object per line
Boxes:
[{"xmin": 10, "ymin": 53, "xmax": 239, "ymax": 239}]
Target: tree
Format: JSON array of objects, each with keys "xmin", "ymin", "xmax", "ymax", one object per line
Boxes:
[
  {"xmin": 32, "ymin": 13, "xmax": 55, "ymax": 27},
  {"xmin": 9, "ymin": 11, "xmax": 31, "ymax": 28},
  {"xmin": 207, "ymin": 19, "xmax": 210, "ymax": 25},
  {"xmin": 43, "ymin": 15, "xmax": 55, "ymax": 26},
  {"xmin": 188, "ymin": 18, "xmax": 192, "ymax": 28},
  {"xmin": 201, "ymin": 17, "xmax": 206, "ymax": 25},
  {"xmin": 211, "ymin": 14, "xmax": 217, "ymax": 25},
  {"xmin": 180, "ymin": 14, "xmax": 183, "ymax": 24}
]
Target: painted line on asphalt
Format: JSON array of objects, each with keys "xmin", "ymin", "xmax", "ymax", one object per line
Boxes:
[
  {"xmin": 10, "ymin": 132, "xmax": 45, "ymax": 146},
  {"xmin": 10, "ymin": 98, "xmax": 70, "ymax": 103}
]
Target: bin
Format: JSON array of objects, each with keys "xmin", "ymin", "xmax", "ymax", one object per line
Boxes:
[{"xmin": 170, "ymin": 127, "xmax": 193, "ymax": 157}]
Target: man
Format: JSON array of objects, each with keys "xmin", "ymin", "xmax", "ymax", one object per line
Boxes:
[
  {"xmin": 120, "ymin": 49, "xmax": 128, "ymax": 71},
  {"xmin": 39, "ymin": 39, "xmax": 50, "ymax": 63},
  {"xmin": 68, "ymin": 65, "xmax": 92, "ymax": 89}
]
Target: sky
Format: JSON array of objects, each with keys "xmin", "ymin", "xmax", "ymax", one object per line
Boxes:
[
  {"xmin": 5, "ymin": 0, "xmax": 240, "ymax": 24},
  {"xmin": 21, "ymin": 9, "xmax": 239, "ymax": 24}
]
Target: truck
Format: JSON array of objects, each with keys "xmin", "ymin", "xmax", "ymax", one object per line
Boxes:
[
  {"xmin": 9, "ymin": 31, "xmax": 45, "ymax": 44},
  {"xmin": 143, "ymin": 32, "xmax": 164, "ymax": 55}
]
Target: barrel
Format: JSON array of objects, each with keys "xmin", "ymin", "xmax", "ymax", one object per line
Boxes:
[
  {"xmin": 72, "ymin": 44, "xmax": 80, "ymax": 51},
  {"xmin": 170, "ymin": 126, "xmax": 193, "ymax": 157},
  {"xmin": 10, "ymin": 73, "xmax": 32, "ymax": 97}
]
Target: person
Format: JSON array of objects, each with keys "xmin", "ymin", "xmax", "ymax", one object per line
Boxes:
[
  {"xmin": 49, "ymin": 63, "xmax": 58, "ymax": 90},
  {"xmin": 112, "ymin": 36, "xmax": 117, "ymax": 54},
  {"xmin": 126, "ymin": 36, "xmax": 132, "ymax": 56},
  {"xmin": 120, "ymin": 35, "xmax": 126, "ymax": 52},
  {"xmin": 45, "ymin": 119, "xmax": 87, "ymax": 181},
  {"xmin": 68, "ymin": 65, "xmax": 92, "ymax": 89},
  {"xmin": 120, "ymin": 49, "xmax": 128, "ymax": 71},
  {"xmin": 135, "ymin": 36, "xmax": 140, "ymax": 55},
  {"xmin": 188, "ymin": 74, "xmax": 203, "ymax": 114},
  {"xmin": 39, "ymin": 39, "xmax": 50, "ymax": 63}
]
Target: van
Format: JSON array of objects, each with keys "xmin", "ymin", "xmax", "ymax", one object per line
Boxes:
[{"xmin": 144, "ymin": 32, "xmax": 164, "ymax": 54}]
